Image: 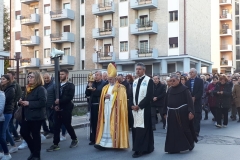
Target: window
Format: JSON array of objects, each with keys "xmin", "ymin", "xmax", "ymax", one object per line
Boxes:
[
  {"xmin": 15, "ymin": 31, "xmax": 21, "ymax": 40},
  {"xmin": 44, "ymin": 48, "xmax": 50, "ymax": 58},
  {"xmin": 63, "ymin": 3, "xmax": 71, "ymax": 9},
  {"xmin": 35, "ymin": 29, "xmax": 39, "ymax": 36},
  {"xmin": 63, "ymin": 25, "xmax": 70, "ymax": 32},
  {"xmin": 35, "ymin": 7, "xmax": 39, "ymax": 14},
  {"xmin": 169, "ymin": 37, "xmax": 178, "ymax": 48},
  {"xmin": 81, "ymin": 38, "xmax": 85, "ymax": 49},
  {"xmin": 139, "ymin": 15, "xmax": 148, "ymax": 26},
  {"xmin": 104, "ymin": 44, "xmax": 111, "ymax": 56},
  {"xmin": 236, "ymin": 17, "xmax": 239, "ymax": 30},
  {"xmin": 236, "ymin": 1, "xmax": 239, "ymax": 15},
  {"xmin": 81, "ymin": 0, "xmax": 84, "ymax": 4},
  {"xmin": 120, "ymin": 16, "xmax": 128, "ymax": 27},
  {"xmin": 15, "ymin": 11, "xmax": 21, "ymax": 20},
  {"xmin": 236, "ymin": 31, "xmax": 240, "ymax": 45},
  {"xmin": 236, "ymin": 46, "xmax": 240, "ymax": 59},
  {"xmin": 169, "ymin": 10, "xmax": 178, "ymax": 21},
  {"xmin": 44, "ymin": 4, "xmax": 50, "ymax": 14},
  {"xmin": 104, "ymin": 20, "xmax": 112, "ymax": 30},
  {"xmin": 120, "ymin": 41, "xmax": 128, "ymax": 52},
  {"xmin": 81, "ymin": 15, "xmax": 84, "ymax": 26},
  {"xmin": 34, "ymin": 50, "xmax": 39, "ymax": 58},
  {"xmin": 82, "ymin": 60, "xmax": 85, "ymax": 70},
  {"xmin": 140, "ymin": 40, "xmax": 148, "ymax": 52},
  {"xmin": 64, "ymin": 48, "xmax": 70, "ymax": 56},
  {"xmin": 44, "ymin": 26, "xmax": 51, "ymax": 36}
]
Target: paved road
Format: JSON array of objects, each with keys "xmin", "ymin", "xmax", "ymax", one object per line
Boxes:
[{"xmin": 11, "ymin": 113, "xmax": 240, "ymax": 160}]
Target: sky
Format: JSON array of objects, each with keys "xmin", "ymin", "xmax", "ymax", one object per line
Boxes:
[{"xmin": 4, "ymin": 0, "xmax": 10, "ymax": 8}]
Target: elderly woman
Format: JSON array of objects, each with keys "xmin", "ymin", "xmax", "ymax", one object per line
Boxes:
[
  {"xmin": 207, "ymin": 76, "xmax": 219, "ymax": 121},
  {"xmin": 200, "ymin": 75, "xmax": 210, "ymax": 120},
  {"xmin": 213, "ymin": 75, "xmax": 232, "ymax": 128},
  {"xmin": 0, "ymin": 84, "xmax": 11, "ymax": 160},
  {"xmin": 163, "ymin": 75, "xmax": 197, "ymax": 154},
  {"xmin": 19, "ymin": 71, "xmax": 47, "ymax": 160}
]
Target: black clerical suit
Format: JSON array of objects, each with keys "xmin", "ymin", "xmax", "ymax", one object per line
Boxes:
[
  {"xmin": 131, "ymin": 76, "xmax": 154, "ymax": 154},
  {"xmin": 185, "ymin": 77, "xmax": 203, "ymax": 135},
  {"xmin": 85, "ymin": 80, "xmax": 106, "ymax": 144}
]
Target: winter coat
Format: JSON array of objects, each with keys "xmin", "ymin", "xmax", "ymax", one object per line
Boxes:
[
  {"xmin": 213, "ymin": 83, "xmax": 232, "ymax": 108},
  {"xmin": 232, "ymin": 83, "xmax": 240, "ymax": 108},
  {"xmin": 0, "ymin": 91, "xmax": 5, "ymax": 121},
  {"xmin": 43, "ymin": 80, "xmax": 56, "ymax": 108},
  {"xmin": 152, "ymin": 82, "xmax": 166, "ymax": 107},
  {"xmin": 207, "ymin": 83, "xmax": 217, "ymax": 107},
  {"xmin": 12, "ymin": 80, "xmax": 22, "ymax": 108},
  {"xmin": 3, "ymin": 84, "xmax": 16, "ymax": 114}
]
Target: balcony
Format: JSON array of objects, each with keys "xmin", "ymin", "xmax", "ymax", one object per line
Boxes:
[
  {"xmin": 219, "ymin": 13, "xmax": 232, "ymax": 20},
  {"xmin": 219, "ymin": 0, "xmax": 232, "ymax": 5},
  {"xmin": 20, "ymin": 36, "xmax": 40, "ymax": 46},
  {"xmin": 130, "ymin": 48, "xmax": 158, "ymax": 60},
  {"xmin": 130, "ymin": 20, "xmax": 158, "ymax": 35},
  {"xmin": 130, "ymin": 0, "xmax": 158, "ymax": 10},
  {"xmin": 92, "ymin": 2, "xmax": 115, "ymax": 16},
  {"xmin": 92, "ymin": 27, "xmax": 116, "ymax": 39},
  {"xmin": 20, "ymin": 0, "xmax": 39, "ymax": 4},
  {"xmin": 50, "ymin": 32, "xmax": 75, "ymax": 43},
  {"xmin": 220, "ymin": 45, "xmax": 232, "ymax": 51},
  {"xmin": 21, "ymin": 14, "xmax": 40, "ymax": 25},
  {"xmin": 92, "ymin": 52, "xmax": 116, "ymax": 63},
  {"xmin": 220, "ymin": 59, "xmax": 232, "ymax": 66},
  {"xmin": 20, "ymin": 58, "xmax": 40, "ymax": 67},
  {"xmin": 50, "ymin": 9, "xmax": 75, "ymax": 21},
  {"xmin": 60, "ymin": 55, "xmax": 75, "ymax": 65},
  {"xmin": 220, "ymin": 29, "xmax": 232, "ymax": 36}
]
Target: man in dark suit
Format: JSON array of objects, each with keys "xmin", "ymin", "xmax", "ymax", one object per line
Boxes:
[{"xmin": 186, "ymin": 68, "xmax": 203, "ymax": 137}]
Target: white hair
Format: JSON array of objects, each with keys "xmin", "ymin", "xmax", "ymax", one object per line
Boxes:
[
  {"xmin": 166, "ymin": 77, "xmax": 170, "ymax": 81},
  {"xmin": 190, "ymin": 68, "xmax": 197, "ymax": 74}
]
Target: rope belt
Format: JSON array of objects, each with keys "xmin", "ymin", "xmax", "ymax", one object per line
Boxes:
[{"xmin": 165, "ymin": 104, "xmax": 187, "ymax": 129}]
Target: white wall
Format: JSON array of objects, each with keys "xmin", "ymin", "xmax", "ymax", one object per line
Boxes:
[
  {"xmin": 168, "ymin": 0, "xmax": 179, "ymax": 11},
  {"xmin": 43, "ymin": 0, "xmax": 51, "ymax": 4},
  {"xmin": 138, "ymin": 9, "xmax": 149, "ymax": 18},
  {"xmin": 168, "ymin": 23, "xmax": 178, "ymax": 37},
  {"xmin": 14, "ymin": 40, "xmax": 21, "ymax": 52},
  {"xmin": 43, "ymin": 36, "xmax": 51, "ymax": 48},
  {"xmin": 119, "ymin": 1, "xmax": 128, "ymax": 17},
  {"xmin": 15, "ymin": 0, "xmax": 21, "ymax": 11},
  {"xmin": 43, "ymin": 14, "xmax": 51, "ymax": 27},
  {"xmin": 168, "ymin": 48, "xmax": 179, "ymax": 56}
]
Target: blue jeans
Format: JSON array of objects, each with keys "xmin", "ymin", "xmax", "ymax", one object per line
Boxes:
[
  {"xmin": 0, "ymin": 121, "xmax": 9, "ymax": 154},
  {"xmin": 0, "ymin": 114, "xmax": 15, "ymax": 152}
]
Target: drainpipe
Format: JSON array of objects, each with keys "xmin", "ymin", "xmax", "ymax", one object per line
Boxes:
[{"xmin": 184, "ymin": 0, "xmax": 186, "ymax": 54}]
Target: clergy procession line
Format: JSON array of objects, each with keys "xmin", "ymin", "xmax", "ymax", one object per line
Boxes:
[{"xmin": 0, "ymin": 62, "xmax": 238, "ymax": 160}]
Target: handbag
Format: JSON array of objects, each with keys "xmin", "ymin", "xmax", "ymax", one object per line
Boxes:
[{"xmin": 14, "ymin": 106, "xmax": 23, "ymax": 122}]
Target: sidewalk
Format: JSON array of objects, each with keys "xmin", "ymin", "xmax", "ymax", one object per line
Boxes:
[{"xmin": 71, "ymin": 114, "xmax": 90, "ymax": 129}]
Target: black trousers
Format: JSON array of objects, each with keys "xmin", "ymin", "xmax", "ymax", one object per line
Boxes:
[
  {"xmin": 20, "ymin": 120, "xmax": 43, "ymax": 158},
  {"xmin": 216, "ymin": 108, "xmax": 228, "ymax": 125},
  {"xmin": 193, "ymin": 112, "xmax": 202, "ymax": 134},
  {"xmin": 90, "ymin": 104, "xmax": 99, "ymax": 143},
  {"xmin": 237, "ymin": 108, "xmax": 240, "ymax": 118},
  {"xmin": 46, "ymin": 107, "xmax": 54, "ymax": 133},
  {"xmin": 128, "ymin": 105, "xmax": 133, "ymax": 129},
  {"xmin": 53, "ymin": 110, "xmax": 77, "ymax": 145},
  {"xmin": 210, "ymin": 107, "xmax": 217, "ymax": 119}
]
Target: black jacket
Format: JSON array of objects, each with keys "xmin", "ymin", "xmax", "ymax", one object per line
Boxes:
[
  {"xmin": 213, "ymin": 83, "xmax": 232, "ymax": 108},
  {"xmin": 3, "ymin": 84, "xmax": 16, "ymax": 114},
  {"xmin": 185, "ymin": 77, "xmax": 203, "ymax": 112},
  {"xmin": 59, "ymin": 82, "xmax": 75, "ymax": 111},
  {"xmin": 44, "ymin": 80, "xmax": 56, "ymax": 108},
  {"xmin": 22, "ymin": 86, "xmax": 47, "ymax": 121},
  {"xmin": 120, "ymin": 80, "xmax": 133, "ymax": 106},
  {"xmin": 152, "ymin": 82, "xmax": 166, "ymax": 107},
  {"xmin": 85, "ymin": 80, "xmax": 106, "ymax": 104}
]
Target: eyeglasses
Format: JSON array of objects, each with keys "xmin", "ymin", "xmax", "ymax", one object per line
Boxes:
[
  {"xmin": 181, "ymin": 79, "xmax": 185, "ymax": 81},
  {"xmin": 27, "ymin": 75, "xmax": 35, "ymax": 79}
]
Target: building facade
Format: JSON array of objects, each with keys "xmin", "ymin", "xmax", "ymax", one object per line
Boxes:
[
  {"xmin": 10, "ymin": 0, "xmax": 83, "ymax": 73},
  {"xmin": 86, "ymin": 0, "xmax": 212, "ymax": 75}
]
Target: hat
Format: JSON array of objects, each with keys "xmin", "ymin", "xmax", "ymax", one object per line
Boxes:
[{"xmin": 107, "ymin": 63, "xmax": 117, "ymax": 78}]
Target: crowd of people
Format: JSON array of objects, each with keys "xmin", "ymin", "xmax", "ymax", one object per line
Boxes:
[{"xmin": 0, "ymin": 62, "xmax": 238, "ymax": 159}]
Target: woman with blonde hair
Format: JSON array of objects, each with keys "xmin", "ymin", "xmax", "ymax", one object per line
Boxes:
[{"xmin": 19, "ymin": 71, "xmax": 47, "ymax": 160}]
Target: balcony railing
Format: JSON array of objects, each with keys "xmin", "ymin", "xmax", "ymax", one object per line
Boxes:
[
  {"xmin": 92, "ymin": 27, "xmax": 116, "ymax": 39},
  {"xmin": 50, "ymin": 9, "xmax": 75, "ymax": 21},
  {"xmin": 219, "ymin": 13, "xmax": 232, "ymax": 20},
  {"xmin": 130, "ymin": 48, "xmax": 158, "ymax": 59},
  {"xmin": 220, "ymin": 29, "xmax": 232, "ymax": 35},
  {"xmin": 50, "ymin": 32, "xmax": 75, "ymax": 43},
  {"xmin": 21, "ymin": 14, "xmax": 40, "ymax": 25},
  {"xmin": 20, "ymin": 36, "xmax": 40, "ymax": 46},
  {"xmin": 92, "ymin": 2, "xmax": 115, "ymax": 15},
  {"xmin": 220, "ymin": 59, "xmax": 232, "ymax": 66},
  {"xmin": 130, "ymin": 0, "xmax": 158, "ymax": 10},
  {"xmin": 20, "ymin": 0, "xmax": 39, "ymax": 4},
  {"xmin": 220, "ymin": 45, "xmax": 232, "ymax": 51},
  {"xmin": 130, "ymin": 20, "xmax": 158, "ymax": 35},
  {"xmin": 219, "ymin": 0, "xmax": 232, "ymax": 5},
  {"xmin": 92, "ymin": 52, "xmax": 116, "ymax": 63},
  {"xmin": 20, "ymin": 58, "xmax": 40, "ymax": 67}
]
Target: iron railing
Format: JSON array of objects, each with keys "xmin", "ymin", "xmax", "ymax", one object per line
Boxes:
[
  {"xmin": 137, "ymin": 48, "xmax": 153, "ymax": 57},
  {"xmin": 137, "ymin": 21, "xmax": 153, "ymax": 28},
  {"xmin": 98, "ymin": 2, "xmax": 112, "ymax": 8}
]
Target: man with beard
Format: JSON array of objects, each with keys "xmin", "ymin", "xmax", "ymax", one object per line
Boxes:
[
  {"xmin": 94, "ymin": 63, "xmax": 129, "ymax": 150},
  {"xmin": 85, "ymin": 71, "xmax": 106, "ymax": 145},
  {"xmin": 130, "ymin": 62, "xmax": 154, "ymax": 158},
  {"xmin": 47, "ymin": 69, "xmax": 78, "ymax": 152},
  {"xmin": 163, "ymin": 75, "xmax": 197, "ymax": 154},
  {"xmin": 117, "ymin": 74, "xmax": 133, "ymax": 129}
]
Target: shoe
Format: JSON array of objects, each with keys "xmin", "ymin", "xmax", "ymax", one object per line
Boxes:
[
  {"xmin": 132, "ymin": 151, "xmax": 143, "ymax": 158},
  {"xmin": 0, "ymin": 152, "xmax": 4, "ymax": 159},
  {"xmin": 45, "ymin": 133, "xmax": 53, "ymax": 139},
  {"xmin": 204, "ymin": 117, "xmax": 208, "ymax": 120},
  {"xmin": 70, "ymin": 140, "xmax": 79, "ymax": 148},
  {"xmin": 94, "ymin": 144, "xmax": 106, "ymax": 151},
  {"xmin": 14, "ymin": 137, "xmax": 21, "ymax": 142},
  {"xmin": 18, "ymin": 140, "xmax": 28, "ymax": 150},
  {"xmin": 212, "ymin": 118, "xmax": 216, "ymax": 121},
  {"xmin": 60, "ymin": 135, "xmax": 66, "ymax": 141},
  {"xmin": 6, "ymin": 142, "xmax": 10, "ymax": 146},
  {"xmin": 152, "ymin": 127, "xmax": 156, "ymax": 131},
  {"xmin": 27, "ymin": 153, "xmax": 33, "ymax": 160},
  {"xmin": 215, "ymin": 124, "xmax": 222, "ymax": 128},
  {"xmin": 1, "ymin": 154, "xmax": 12, "ymax": 160},
  {"xmin": 222, "ymin": 125, "xmax": 227, "ymax": 128},
  {"xmin": 46, "ymin": 145, "xmax": 60, "ymax": 152},
  {"xmin": 232, "ymin": 117, "xmax": 236, "ymax": 121},
  {"xmin": 43, "ymin": 132, "xmax": 49, "ymax": 136},
  {"xmin": 163, "ymin": 125, "xmax": 166, "ymax": 129},
  {"xmin": 41, "ymin": 134, "xmax": 46, "ymax": 142},
  {"xmin": 9, "ymin": 146, "xmax": 18, "ymax": 153},
  {"xmin": 89, "ymin": 141, "xmax": 95, "ymax": 145}
]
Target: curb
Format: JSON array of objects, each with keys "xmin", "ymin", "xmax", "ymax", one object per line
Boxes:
[{"xmin": 72, "ymin": 122, "xmax": 90, "ymax": 129}]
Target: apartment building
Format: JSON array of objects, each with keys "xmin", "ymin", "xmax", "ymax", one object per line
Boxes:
[
  {"xmin": 86, "ymin": 0, "xmax": 213, "ymax": 75},
  {"xmin": 10, "ymin": 0, "xmax": 83, "ymax": 73}
]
